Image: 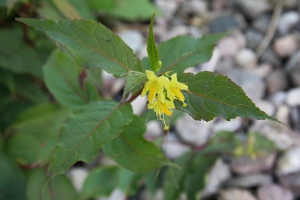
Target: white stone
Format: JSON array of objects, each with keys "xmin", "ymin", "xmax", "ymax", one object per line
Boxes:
[
  {"xmin": 175, "ymin": 114, "xmax": 212, "ymax": 146},
  {"xmin": 202, "ymin": 159, "xmax": 231, "ymax": 197},
  {"xmin": 161, "ymin": 25, "xmax": 189, "ymax": 41},
  {"xmin": 235, "ymin": 48, "xmax": 257, "ymax": 70},
  {"xmin": 252, "ymin": 63, "xmax": 273, "ymax": 79},
  {"xmin": 269, "ymin": 91, "xmax": 287, "ymax": 106},
  {"xmin": 182, "ymin": 0, "xmax": 208, "ymax": 16},
  {"xmin": 286, "ymin": 87, "xmax": 300, "ymax": 106},
  {"xmin": 117, "ymin": 30, "xmax": 144, "ymax": 53},
  {"xmin": 276, "ymin": 105, "xmax": 290, "ymax": 125},
  {"xmin": 162, "ymin": 135, "xmax": 191, "ymax": 159},
  {"xmin": 273, "ymin": 34, "xmax": 299, "ymax": 58},
  {"xmin": 257, "ymin": 184, "xmax": 294, "ymax": 200},
  {"xmin": 67, "ymin": 167, "xmax": 88, "ymax": 192},
  {"xmin": 254, "ymin": 100, "xmax": 275, "ymax": 117},
  {"xmin": 155, "ymin": 0, "xmax": 178, "ymax": 18},
  {"xmin": 144, "ymin": 120, "xmax": 163, "ymax": 140},
  {"xmin": 201, "ymin": 48, "xmax": 221, "ymax": 72},
  {"xmin": 97, "ymin": 188, "xmax": 125, "ymax": 200},
  {"xmin": 218, "ymin": 36, "xmax": 241, "ymax": 58},
  {"xmin": 276, "ymin": 147, "xmax": 300, "ymax": 176},
  {"xmin": 278, "ymin": 11, "xmax": 300, "ymax": 35},
  {"xmin": 233, "ymin": 0, "xmax": 270, "ymax": 19},
  {"xmin": 219, "ymin": 188, "xmax": 257, "ymax": 200},
  {"xmin": 212, "ymin": 117, "xmax": 242, "ymax": 133},
  {"xmin": 130, "ymin": 95, "xmax": 147, "ymax": 115}
]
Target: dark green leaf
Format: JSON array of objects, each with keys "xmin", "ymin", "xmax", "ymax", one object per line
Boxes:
[
  {"xmin": 17, "ymin": 18, "xmax": 144, "ymax": 77},
  {"xmin": 27, "ymin": 169, "xmax": 77, "ymax": 200},
  {"xmin": 143, "ymin": 33, "xmax": 226, "ymax": 74},
  {"xmin": 0, "ymin": 29, "xmax": 44, "ymax": 78},
  {"xmin": 47, "ymin": 101, "xmax": 132, "ymax": 176},
  {"xmin": 175, "ymin": 71, "xmax": 281, "ymax": 123},
  {"xmin": 147, "ymin": 13, "xmax": 160, "ymax": 72},
  {"xmin": 0, "ymin": 153, "xmax": 26, "ymax": 200},
  {"xmin": 121, "ymin": 70, "xmax": 147, "ymax": 101},
  {"xmin": 163, "ymin": 152, "xmax": 193, "ymax": 200},
  {"xmin": 44, "ymin": 50, "xmax": 99, "ymax": 108},
  {"xmin": 184, "ymin": 154, "xmax": 218, "ymax": 199},
  {"xmin": 81, "ymin": 166, "xmax": 119, "ymax": 199},
  {"xmin": 103, "ymin": 115, "xmax": 170, "ymax": 172}
]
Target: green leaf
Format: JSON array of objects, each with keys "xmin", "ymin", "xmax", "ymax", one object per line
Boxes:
[
  {"xmin": 0, "ymin": 29, "xmax": 44, "ymax": 78},
  {"xmin": 86, "ymin": 68, "xmax": 103, "ymax": 90},
  {"xmin": 68, "ymin": 0, "xmax": 95, "ymax": 20},
  {"xmin": 89, "ymin": 0, "xmax": 160, "ymax": 20},
  {"xmin": 184, "ymin": 154, "xmax": 218, "ymax": 199},
  {"xmin": 44, "ymin": 50, "xmax": 99, "ymax": 108},
  {"xmin": 0, "ymin": 153, "xmax": 26, "ymax": 200},
  {"xmin": 16, "ymin": 18, "xmax": 144, "ymax": 77},
  {"xmin": 121, "ymin": 70, "xmax": 147, "ymax": 101},
  {"xmin": 6, "ymin": 103, "xmax": 71, "ymax": 165},
  {"xmin": 175, "ymin": 71, "xmax": 281, "ymax": 123},
  {"xmin": 163, "ymin": 152, "xmax": 193, "ymax": 200},
  {"xmin": 81, "ymin": 166, "xmax": 119, "ymax": 199},
  {"xmin": 147, "ymin": 13, "xmax": 160, "ymax": 72},
  {"xmin": 47, "ymin": 101, "xmax": 132, "ymax": 176},
  {"xmin": 27, "ymin": 169, "xmax": 77, "ymax": 200},
  {"xmin": 143, "ymin": 33, "xmax": 227, "ymax": 74},
  {"xmin": 103, "ymin": 115, "xmax": 170, "ymax": 172},
  {"xmin": 52, "ymin": 0, "xmax": 81, "ymax": 19}
]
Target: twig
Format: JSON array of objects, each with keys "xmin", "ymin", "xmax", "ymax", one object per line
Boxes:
[{"xmin": 255, "ymin": 0, "xmax": 283, "ymax": 58}]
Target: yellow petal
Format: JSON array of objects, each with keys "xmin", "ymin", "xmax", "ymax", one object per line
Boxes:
[{"xmin": 145, "ymin": 70, "xmax": 156, "ymax": 81}]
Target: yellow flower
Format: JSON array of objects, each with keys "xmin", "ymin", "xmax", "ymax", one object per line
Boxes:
[
  {"xmin": 148, "ymin": 94, "xmax": 175, "ymax": 130},
  {"xmin": 141, "ymin": 70, "xmax": 169, "ymax": 103},
  {"xmin": 165, "ymin": 73, "xmax": 188, "ymax": 106}
]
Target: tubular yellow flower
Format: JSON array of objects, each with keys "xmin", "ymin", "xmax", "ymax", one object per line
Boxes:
[
  {"xmin": 141, "ymin": 70, "xmax": 169, "ymax": 103},
  {"xmin": 165, "ymin": 73, "xmax": 189, "ymax": 106}
]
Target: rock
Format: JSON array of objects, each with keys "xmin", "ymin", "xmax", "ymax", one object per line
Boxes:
[
  {"xmin": 235, "ymin": 48, "xmax": 257, "ymax": 70},
  {"xmin": 231, "ymin": 154, "xmax": 276, "ymax": 175},
  {"xmin": 201, "ymin": 48, "xmax": 221, "ymax": 72},
  {"xmin": 286, "ymin": 87, "xmax": 300, "ymax": 106},
  {"xmin": 216, "ymin": 58, "xmax": 235, "ymax": 74},
  {"xmin": 131, "ymin": 96, "xmax": 147, "ymax": 115},
  {"xmin": 209, "ymin": 14, "xmax": 241, "ymax": 34},
  {"xmin": 275, "ymin": 105, "xmax": 290, "ymax": 125},
  {"xmin": 257, "ymin": 184, "xmax": 294, "ymax": 200},
  {"xmin": 225, "ymin": 69, "xmax": 265, "ymax": 101},
  {"xmin": 140, "ymin": 189, "xmax": 164, "ymax": 200},
  {"xmin": 276, "ymin": 147, "xmax": 300, "ymax": 176},
  {"xmin": 175, "ymin": 114, "xmax": 212, "ymax": 146},
  {"xmin": 218, "ymin": 188, "xmax": 257, "ymax": 200},
  {"xmin": 252, "ymin": 63, "xmax": 273, "ymax": 79},
  {"xmin": 117, "ymin": 30, "xmax": 144, "ymax": 53},
  {"xmin": 286, "ymin": 50, "xmax": 300, "ymax": 86},
  {"xmin": 233, "ymin": 0, "xmax": 270, "ymax": 19},
  {"xmin": 155, "ymin": 0, "xmax": 178, "ymax": 18},
  {"xmin": 212, "ymin": 117, "xmax": 242, "ymax": 133},
  {"xmin": 67, "ymin": 167, "xmax": 88, "ymax": 192},
  {"xmin": 97, "ymin": 188, "xmax": 125, "ymax": 200},
  {"xmin": 260, "ymin": 47, "xmax": 281, "ymax": 67},
  {"xmin": 278, "ymin": 11, "xmax": 300, "ymax": 35},
  {"xmin": 245, "ymin": 28, "xmax": 264, "ymax": 50},
  {"xmin": 225, "ymin": 174, "xmax": 272, "ymax": 188},
  {"xmin": 273, "ymin": 34, "xmax": 300, "ymax": 58},
  {"xmin": 161, "ymin": 25, "xmax": 189, "ymax": 41},
  {"xmin": 189, "ymin": 26, "xmax": 202, "ymax": 37},
  {"xmin": 269, "ymin": 91, "xmax": 287, "ymax": 106},
  {"xmin": 218, "ymin": 36, "xmax": 241, "ymax": 58},
  {"xmin": 202, "ymin": 159, "xmax": 231, "ymax": 198},
  {"xmin": 284, "ymin": 0, "xmax": 299, "ymax": 9},
  {"xmin": 290, "ymin": 107, "xmax": 300, "ymax": 132},
  {"xmin": 181, "ymin": 0, "xmax": 208, "ymax": 16},
  {"xmin": 250, "ymin": 121, "xmax": 300, "ymax": 150},
  {"xmin": 266, "ymin": 70, "xmax": 288, "ymax": 94},
  {"xmin": 252, "ymin": 14, "xmax": 271, "ymax": 34},
  {"xmin": 255, "ymin": 100, "xmax": 275, "ymax": 117},
  {"xmin": 162, "ymin": 135, "xmax": 191, "ymax": 159},
  {"xmin": 279, "ymin": 173, "xmax": 300, "ymax": 196},
  {"xmin": 144, "ymin": 120, "xmax": 163, "ymax": 140}
]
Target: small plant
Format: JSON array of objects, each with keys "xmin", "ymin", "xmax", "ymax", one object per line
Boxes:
[{"xmin": 1, "ymin": 8, "xmax": 283, "ymax": 199}]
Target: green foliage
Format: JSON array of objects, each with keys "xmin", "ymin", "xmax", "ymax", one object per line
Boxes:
[
  {"xmin": 43, "ymin": 50, "xmax": 99, "ymax": 108},
  {"xmin": 147, "ymin": 13, "xmax": 160, "ymax": 73},
  {"xmin": 175, "ymin": 71, "xmax": 281, "ymax": 123},
  {"xmin": 103, "ymin": 116, "xmax": 171, "ymax": 172},
  {"xmin": 47, "ymin": 101, "xmax": 132, "ymax": 176},
  {"xmin": 0, "ymin": 2, "xmax": 283, "ymax": 199},
  {"xmin": 16, "ymin": 18, "xmax": 144, "ymax": 77}
]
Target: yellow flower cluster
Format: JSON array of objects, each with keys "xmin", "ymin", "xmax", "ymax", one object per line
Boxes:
[{"xmin": 141, "ymin": 69, "xmax": 189, "ymax": 130}]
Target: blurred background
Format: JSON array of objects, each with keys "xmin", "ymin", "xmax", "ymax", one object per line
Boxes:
[{"xmin": 1, "ymin": 0, "xmax": 300, "ymax": 200}]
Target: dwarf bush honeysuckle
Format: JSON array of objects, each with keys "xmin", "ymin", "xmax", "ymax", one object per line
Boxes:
[{"xmin": 141, "ymin": 68, "xmax": 189, "ymax": 130}]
